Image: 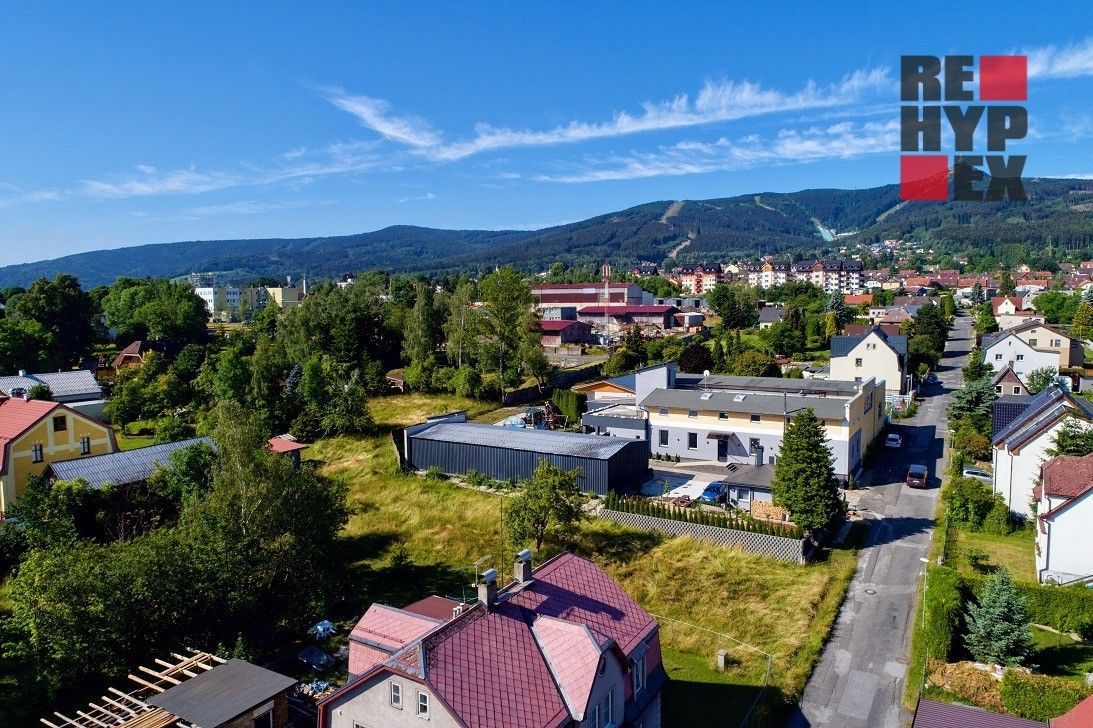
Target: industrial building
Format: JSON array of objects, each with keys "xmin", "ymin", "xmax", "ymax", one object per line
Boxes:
[{"xmin": 404, "ymin": 416, "xmax": 648, "ymax": 494}]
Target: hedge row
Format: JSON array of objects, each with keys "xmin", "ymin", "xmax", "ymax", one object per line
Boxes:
[
  {"xmin": 1000, "ymin": 670, "xmax": 1092, "ymax": 722},
  {"xmin": 963, "ymin": 573, "xmax": 1093, "ymax": 634},
  {"xmin": 923, "ymin": 566, "xmax": 964, "ymax": 662},
  {"xmin": 550, "ymin": 389, "xmax": 586, "ymax": 425},
  {"xmin": 602, "ymin": 491, "xmax": 803, "ymax": 538}
]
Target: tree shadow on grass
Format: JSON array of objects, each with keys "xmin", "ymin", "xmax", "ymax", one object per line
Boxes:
[
  {"xmin": 663, "ymin": 680, "xmax": 785, "ymax": 728},
  {"xmin": 1033, "ymin": 641, "xmax": 1093, "ymax": 679},
  {"xmin": 558, "ymin": 521, "xmax": 664, "ymax": 564}
]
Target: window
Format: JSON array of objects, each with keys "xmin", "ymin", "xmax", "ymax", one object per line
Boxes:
[
  {"xmin": 687, "ymin": 410, "xmax": 697, "ymax": 418},
  {"xmin": 769, "ymin": 456, "xmax": 777, "ymax": 465},
  {"xmin": 658, "ymin": 429, "xmax": 668, "ymax": 447},
  {"xmin": 417, "ymin": 691, "xmax": 430, "ymax": 718},
  {"xmin": 390, "ymin": 681, "xmax": 403, "ymax": 708},
  {"xmin": 1016, "ymin": 354, "xmax": 1024, "ymax": 361},
  {"xmin": 749, "ymin": 437, "xmax": 760, "ymax": 452},
  {"xmin": 1013, "ymin": 386, "xmax": 1021, "ymax": 394},
  {"xmin": 252, "ymin": 711, "xmax": 272, "ymax": 728},
  {"xmin": 995, "ymin": 385, "xmax": 1003, "ymax": 393},
  {"xmin": 658, "ymin": 407, "xmax": 668, "ymax": 416},
  {"xmin": 1029, "ymin": 339, "xmax": 1038, "ymax": 347},
  {"xmin": 32, "ymin": 444, "xmax": 43, "ymax": 463},
  {"xmin": 1054, "ymin": 338, "xmax": 1062, "ymax": 347},
  {"xmin": 718, "ymin": 412, "xmax": 728, "ymax": 420},
  {"xmin": 854, "ymin": 376, "xmax": 863, "ymax": 383},
  {"xmin": 866, "ymin": 342, "xmax": 876, "ymax": 350},
  {"xmin": 995, "ymin": 353, "xmax": 1003, "ymax": 360},
  {"xmin": 52, "ymin": 415, "xmax": 67, "ymax": 432},
  {"xmin": 854, "ymin": 358, "xmax": 863, "ymax": 367},
  {"xmin": 687, "ymin": 432, "xmax": 698, "ymax": 450},
  {"xmin": 737, "ymin": 487, "xmax": 751, "ymax": 501},
  {"xmin": 80, "ymin": 436, "xmax": 91, "ymax": 455},
  {"xmin": 631, "ymin": 654, "xmax": 647, "ymax": 693},
  {"xmin": 591, "ymin": 690, "xmax": 614, "ymax": 728}
]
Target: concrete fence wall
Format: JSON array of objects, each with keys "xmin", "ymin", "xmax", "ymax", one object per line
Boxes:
[{"xmin": 599, "ymin": 507, "xmax": 814, "ymax": 564}]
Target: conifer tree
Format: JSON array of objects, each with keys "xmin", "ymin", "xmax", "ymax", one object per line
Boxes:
[
  {"xmin": 771, "ymin": 408, "xmax": 844, "ymax": 535},
  {"xmin": 964, "ymin": 568, "xmax": 1033, "ymax": 665}
]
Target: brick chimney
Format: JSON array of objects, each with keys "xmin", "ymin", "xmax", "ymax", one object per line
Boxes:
[
  {"xmin": 515, "ymin": 549, "xmax": 532, "ymax": 583},
  {"xmin": 478, "ymin": 568, "xmax": 497, "ymax": 609}
]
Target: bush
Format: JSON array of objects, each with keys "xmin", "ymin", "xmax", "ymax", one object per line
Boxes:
[
  {"xmin": 153, "ymin": 416, "xmax": 194, "ymax": 444},
  {"xmin": 1015, "ymin": 582, "xmax": 1093, "ymax": 632},
  {"xmin": 1000, "ymin": 670, "xmax": 1092, "ymax": 722},
  {"xmin": 923, "ymin": 566, "xmax": 963, "ymax": 662},
  {"xmin": 944, "ymin": 477, "xmax": 996, "ymax": 528},
  {"xmin": 550, "ymin": 389, "xmax": 587, "ymax": 425},
  {"xmin": 954, "ymin": 427, "xmax": 991, "ymax": 462},
  {"xmin": 424, "ymin": 466, "xmax": 446, "ymax": 481},
  {"xmin": 430, "ymin": 366, "xmax": 456, "ymax": 393},
  {"xmin": 452, "ymin": 366, "xmax": 481, "ymax": 398},
  {"xmin": 982, "ymin": 498, "xmax": 1013, "ymax": 535}
]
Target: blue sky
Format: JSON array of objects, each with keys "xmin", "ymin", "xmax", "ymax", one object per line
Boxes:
[{"xmin": 1, "ymin": 1, "xmax": 1091, "ymax": 264}]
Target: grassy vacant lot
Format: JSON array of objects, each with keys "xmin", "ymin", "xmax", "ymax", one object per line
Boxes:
[
  {"xmin": 309, "ymin": 393, "xmax": 862, "ymax": 727},
  {"xmin": 947, "ymin": 526, "xmax": 1036, "ymax": 584}
]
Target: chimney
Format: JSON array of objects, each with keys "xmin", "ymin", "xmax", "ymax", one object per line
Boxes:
[
  {"xmin": 515, "ymin": 549, "xmax": 532, "ymax": 583},
  {"xmin": 18, "ymin": 369, "xmax": 26, "ymax": 378},
  {"xmin": 478, "ymin": 568, "xmax": 497, "ymax": 609},
  {"xmin": 753, "ymin": 444, "xmax": 764, "ymax": 467}
]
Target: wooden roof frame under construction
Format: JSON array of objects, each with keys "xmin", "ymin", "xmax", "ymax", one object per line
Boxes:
[{"xmin": 41, "ymin": 649, "xmax": 226, "ymax": 728}]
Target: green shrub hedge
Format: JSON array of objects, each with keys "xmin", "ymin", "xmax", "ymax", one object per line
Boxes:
[
  {"xmin": 1000, "ymin": 670, "xmax": 1092, "ymax": 721},
  {"xmin": 960, "ymin": 574, "xmax": 1093, "ymax": 633},
  {"xmin": 923, "ymin": 566, "xmax": 963, "ymax": 662},
  {"xmin": 550, "ymin": 389, "xmax": 587, "ymax": 426}
]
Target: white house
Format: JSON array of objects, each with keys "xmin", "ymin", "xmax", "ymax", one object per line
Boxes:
[
  {"xmin": 992, "ymin": 386, "xmax": 1093, "ymax": 519},
  {"xmin": 982, "ymin": 329, "xmax": 1060, "ymax": 384},
  {"xmin": 829, "ymin": 326, "xmax": 908, "ymax": 395},
  {"xmin": 1036, "ymin": 453, "xmax": 1093, "ymax": 584},
  {"xmin": 991, "ymin": 295, "xmax": 1045, "ymax": 331}
]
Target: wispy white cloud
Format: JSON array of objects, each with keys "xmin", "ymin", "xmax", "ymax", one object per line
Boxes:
[
  {"xmin": 1028, "ymin": 37, "xmax": 1093, "ymax": 79},
  {"xmin": 323, "ymin": 68, "xmax": 893, "ymax": 161},
  {"xmin": 0, "ymin": 186, "xmax": 61, "ymax": 208},
  {"xmin": 179, "ymin": 199, "xmax": 315, "ymax": 218},
  {"xmin": 395, "ymin": 191, "xmax": 436, "ymax": 204},
  {"xmin": 82, "ymin": 142, "xmax": 386, "ymax": 199},
  {"xmin": 535, "ymin": 119, "xmax": 899, "ymax": 183}
]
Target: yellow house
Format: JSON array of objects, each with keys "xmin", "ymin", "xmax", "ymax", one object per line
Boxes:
[{"xmin": 0, "ymin": 395, "xmax": 116, "ymax": 515}]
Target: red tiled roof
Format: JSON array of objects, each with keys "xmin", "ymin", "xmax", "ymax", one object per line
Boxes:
[
  {"xmin": 531, "ymin": 615, "xmax": 608, "ymax": 720},
  {"xmin": 577, "ymin": 305, "xmax": 678, "ymax": 316},
  {"xmin": 843, "ymin": 294, "xmax": 873, "ymax": 305},
  {"xmin": 538, "ymin": 319, "xmax": 587, "ymax": 332},
  {"xmin": 403, "ymin": 595, "xmax": 460, "ymax": 622},
  {"xmin": 1041, "ymin": 454, "xmax": 1093, "ymax": 499},
  {"xmin": 267, "ymin": 435, "xmax": 308, "ymax": 453},
  {"xmin": 350, "ymin": 604, "xmax": 442, "ymax": 652},
  {"xmin": 912, "ymin": 698, "xmax": 1045, "ymax": 728},
  {"xmin": 0, "ymin": 396, "xmax": 61, "ymax": 474},
  {"xmin": 1051, "ymin": 693, "xmax": 1093, "ymax": 727}
]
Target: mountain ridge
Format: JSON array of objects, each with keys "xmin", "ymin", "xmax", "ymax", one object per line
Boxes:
[{"xmin": 2, "ymin": 177, "xmax": 1091, "ymax": 288}]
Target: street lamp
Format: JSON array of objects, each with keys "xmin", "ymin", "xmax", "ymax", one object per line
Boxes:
[{"xmin": 919, "ymin": 556, "xmax": 929, "ymax": 629}]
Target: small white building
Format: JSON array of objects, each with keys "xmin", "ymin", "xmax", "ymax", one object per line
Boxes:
[
  {"xmin": 992, "ymin": 386, "xmax": 1093, "ymax": 519},
  {"xmin": 829, "ymin": 326, "xmax": 907, "ymax": 395},
  {"xmin": 982, "ymin": 329, "xmax": 1060, "ymax": 384},
  {"xmin": 1036, "ymin": 453, "xmax": 1093, "ymax": 584}
]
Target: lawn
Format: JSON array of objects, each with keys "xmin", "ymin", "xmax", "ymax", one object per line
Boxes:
[
  {"xmin": 947, "ymin": 526, "xmax": 1036, "ymax": 583},
  {"xmin": 310, "ymin": 392, "xmax": 864, "ymax": 727},
  {"xmin": 1032, "ymin": 626, "xmax": 1093, "ymax": 681}
]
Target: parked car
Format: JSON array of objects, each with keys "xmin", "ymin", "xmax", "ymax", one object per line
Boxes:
[
  {"xmin": 697, "ymin": 483, "xmax": 724, "ymax": 505},
  {"xmin": 906, "ymin": 464, "xmax": 928, "ymax": 488},
  {"xmin": 925, "ymin": 372, "xmax": 938, "ymax": 384},
  {"xmin": 885, "ymin": 433, "xmax": 903, "ymax": 449},
  {"xmin": 961, "ymin": 467, "xmax": 992, "ymax": 483}
]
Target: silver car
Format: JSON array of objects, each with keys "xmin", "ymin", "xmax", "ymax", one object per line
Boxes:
[{"xmin": 962, "ymin": 467, "xmax": 992, "ymax": 483}]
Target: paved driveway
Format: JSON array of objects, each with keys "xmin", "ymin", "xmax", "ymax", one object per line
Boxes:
[{"xmin": 786, "ymin": 314, "xmax": 972, "ymax": 728}]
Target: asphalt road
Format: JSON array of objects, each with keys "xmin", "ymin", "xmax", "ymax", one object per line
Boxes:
[{"xmin": 786, "ymin": 314, "xmax": 973, "ymax": 728}]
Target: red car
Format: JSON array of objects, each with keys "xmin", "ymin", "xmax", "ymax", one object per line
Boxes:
[{"xmin": 906, "ymin": 464, "xmax": 928, "ymax": 488}]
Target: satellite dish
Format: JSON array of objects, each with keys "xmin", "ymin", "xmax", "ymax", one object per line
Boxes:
[{"xmin": 703, "ymin": 370, "xmax": 710, "ymax": 377}]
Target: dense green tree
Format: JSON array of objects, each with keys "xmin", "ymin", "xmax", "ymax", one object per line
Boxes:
[
  {"xmin": 635, "ymin": 276, "xmax": 683, "ymax": 298},
  {"xmin": 505, "ymin": 460, "xmax": 584, "ymax": 550},
  {"xmin": 12, "ymin": 274, "xmax": 96, "ymax": 366},
  {"xmin": 0, "ymin": 317, "xmax": 55, "ymax": 372},
  {"xmin": 706, "ymin": 283, "xmax": 758, "ymax": 329},
  {"xmin": 677, "ymin": 342, "xmax": 714, "ymax": 374},
  {"xmin": 908, "ymin": 334, "xmax": 942, "ymax": 371},
  {"xmin": 443, "ymin": 280, "xmax": 481, "ymax": 368},
  {"xmin": 729, "ymin": 350, "xmax": 779, "ymax": 377},
  {"xmin": 1025, "ymin": 366, "xmax": 1059, "ymax": 395},
  {"xmin": 1071, "ymin": 301, "xmax": 1093, "ymax": 341},
  {"xmin": 943, "ymin": 477, "xmax": 996, "ymax": 528},
  {"xmin": 998, "ymin": 271, "xmax": 1017, "ymax": 296},
  {"xmin": 962, "ymin": 348, "xmax": 994, "ymax": 383},
  {"xmin": 964, "ymin": 568, "xmax": 1033, "ymax": 666},
  {"xmin": 1033, "ymin": 291, "xmax": 1082, "ymax": 325},
  {"xmin": 403, "ymin": 284, "xmax": 440, "ymax": 365},
  {"xmin": 772, "ymin": 409, "xmax": 844, "ymax": 535},
  {"xmin": 478, "ymin": 266, "xmax": 535, "ymax": 391},
  {"xmin": 102, "ymin": 278, "xmax": 208, "ymax": 341},
  {"xmin": 1047, "ymin": 418, "xmax": 1093, "ymax": 457},
  {"xmin": 947, "ymin": 377, "xmax": 997, "ymax": 435},
  {"xmin": 763, "ymin": 322, "xmax": 805, "ymax": 357}
]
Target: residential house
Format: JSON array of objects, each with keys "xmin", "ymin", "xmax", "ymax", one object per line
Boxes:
[
  {"xmin": 981, "ymin": 328, "xmax": 1062, "ymax": 385},
  {"xmin": 641, "ymin": 375, "xmax": 884, "ymax": 478},
  {"xmin": 0, "ymin": 394, "xmax": 116, "ymax": 515},
  {"xmin": 829, "ymin": 326, "xmax": 908, "ymax": 395},
  {"xmin": 675, "ymin": 263, "xmax": 722, "ymax": 294},
  {"xmin": 992, "ymin": 386, "xmax": 1093, "ymax": 519},
  {"xmin": 628, "ymin": 261, "xmax": 660, "ymax": 277},
  {"xmin": 876, "ymin": 307, "xmax": 915, "ymax": 326},
  {"xmin": 757, "ymin": 305, "xmax": 785, "ymax": 330},
  {"xmin": 744, "ymin": 261, "xmax": 791, "ymax": 289},
  {"xmin": 579, "ymin": 364, "xmax": 687, "ymax": 440},
  {"xmin": 1006, "ymin": 321, "xmax": 1085, "ymax": 369},
  {"xmin": 112, "ymin": 339, "xmax": 186, "ymax": 370},
  {"xmin": 1035, "ymin": 454, "xmax": 1093, "ymax": 584},
  {"xmin": 321, "ymin": 551, "xmax": 666, "ymax": 728},
  {"xmin": 539, "ymin": 319, "xmax": 594, "ymax": 348},
  {"xmin": 48, "ymin": 436, "xmax": 214, "ymax": 489},
  {"xmin": 42, "ymin": 651, "xmax": 297, "ymax": 728},
  {"xmin": 843, "ymin": 293, "xmax": 873, "ymax": 307},
  {"xmin": 992, "ymin": 362, "xmax": 1029, "ymax": 397},
  {"xmin": 991, "ymin": 295, "xmax": 1045, "ymax": 331},
  {"xmin": 0, "ymin": 369, "xmax": 105, "ymax": 419},
  {"xmin": 531, "ymin": 282, "xmax": 645, "ymax": 309},
  {"xmin": 843, "ymin": 323, "xmax": 902, "ymax": 337}
]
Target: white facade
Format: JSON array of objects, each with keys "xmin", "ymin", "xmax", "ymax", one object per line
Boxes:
[
  {"xmin": 323, "ymin": 673, "xmax": 461, "ymax": 728},
  {"xmin": 983, "ymin": 334, "xmax": 1059, "ymax": 383},
  {"xmin": 993, "ymin": 418, "xmax": 1070, "ymax": 519},
  {"xmin": 829, "ymin": 331, "xmax": 905, "ymax": 395},
  {"xmin": 1037, "ymin": 488, "xmax": 1093, "ymax": 584}
]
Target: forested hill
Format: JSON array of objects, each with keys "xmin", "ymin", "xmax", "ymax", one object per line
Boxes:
[{"xmin": 2, "ymin": 177, "xmax": 1092, "ymax": 288}]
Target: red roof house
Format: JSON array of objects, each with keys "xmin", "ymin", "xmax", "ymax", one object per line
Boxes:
[
  {"xmin": 321, "ymin": 552, "xmax": 665, "ymax": 728},
  {"xmin": 267, "ymin": 434, "xmax": 308, "ymax": 468},
  {"xmin": 1036, "ymin": 454, "xmax": 1093, "ymax": 583}
]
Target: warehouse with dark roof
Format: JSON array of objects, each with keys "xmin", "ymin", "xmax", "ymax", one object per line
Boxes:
[{"xmin": 404, "ymin": 420, "xmax": 648, "ymax": 494}]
